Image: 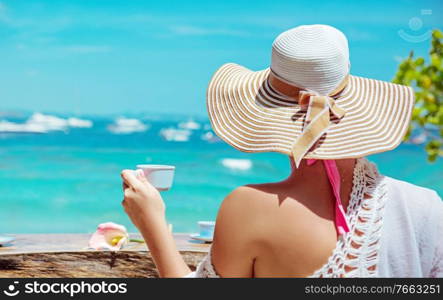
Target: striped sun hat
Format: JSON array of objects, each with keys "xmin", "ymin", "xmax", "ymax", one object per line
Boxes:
[{"xmin": 206, "ymin": 25, "xmax": 414, "ymax": 167}]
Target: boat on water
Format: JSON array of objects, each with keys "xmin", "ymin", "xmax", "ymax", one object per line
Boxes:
[
  {"xmin": 0, "ymin": 113, "xmax": 95, "ymax": 134},
  {"xmin": 107, "ymin": 117, "xmax": 149, "ymax": 134},
  {"xmin": 0, "ymin": 120, "xmax": 47, "ymax": 134},
  {"xmin": 221, "ymin": 158, "xmax": 253, "ymax": 171},
  {"xmin": 178, "ymin": 119, "xmax": 201, "ymax": 130},
  {"xmin": 201, "ymin": 131, "xmax": 221, "ymax": 143},
  {"xmin": 25, "ymin": 113, "xmax": 94, "ymax": 131},
  {"xmin": 409, "ymin": 132, "xmax": 428, "ymax": 145},
  {"xmin": 26, "ymin": 113, "xmax": 68, "ymax": 131},
  {"xmin": 160, "ymin": 127, "xmax": 191, "ymax": 142},
  {"xmin": 67, "ymin": 117, "xmax": 93, "ymax": 128}
]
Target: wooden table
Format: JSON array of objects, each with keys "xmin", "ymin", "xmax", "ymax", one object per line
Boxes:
[{"xmin": 0, "ymin": 233, "xmax": 210, "ymax": 278}]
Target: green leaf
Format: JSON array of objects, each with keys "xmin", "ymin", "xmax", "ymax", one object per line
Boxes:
[
  {"xmin": 431, "ymin": 53, "xmax": 441, "ymax": 68},
  {"xmin": 415, "ymin": 57, "xmax": 425, "ymax": 66},
  {"xmin": 394, "ymin": 29, "xmax": 442, "ymax": 163},
  {"xmin": 433, "ymin": 29, "xmax": 443, "ymax": 40}
]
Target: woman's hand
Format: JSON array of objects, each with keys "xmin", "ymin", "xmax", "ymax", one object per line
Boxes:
[
  {"xmin": 120, "ymin": 169, "xmax": 191, "ymax": 277},
  {"xmin": 121, "ymin": 169, "xmax": 165, "ymax": 230}
]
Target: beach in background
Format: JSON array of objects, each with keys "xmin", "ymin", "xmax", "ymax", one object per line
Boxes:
[{"xmin": 0, "ymin": 113, "xmax": 441, "ymax": 234}]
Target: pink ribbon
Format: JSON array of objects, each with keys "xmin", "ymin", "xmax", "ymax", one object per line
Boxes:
[{"xmin": 307, "ymin": 159, "xmax": 350, "ymax": 236}]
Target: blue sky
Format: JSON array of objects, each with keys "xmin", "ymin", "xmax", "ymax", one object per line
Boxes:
[{"xmin": 0, "ymin": 0, "xmax": 442, "ymax": 117}]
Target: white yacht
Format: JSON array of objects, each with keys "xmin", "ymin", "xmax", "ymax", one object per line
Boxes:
[
  {"xmin": 160, "ymin": 127, "xmax": 191, "ymax": 142},
  {"xmin": 107, "ymin": 117, "xmax": 149, "ymax": 134}
]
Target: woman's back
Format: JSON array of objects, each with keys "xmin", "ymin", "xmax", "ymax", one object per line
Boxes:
[
  {"xmin": 221, "ymin": 184, "xmax": 339, "ymax": 277},
  {"xmin": 211, "ymin": 159, "xmax": 357, "ymax": 277}
]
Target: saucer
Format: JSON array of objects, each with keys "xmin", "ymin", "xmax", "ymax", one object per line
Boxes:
[
  {"xmin": 0, "ymin": 236, "xmax": 15, "ymax": 245},
  {"xmin": 190, "ymin": 233, "xmax": 213, "ymax": 243}
]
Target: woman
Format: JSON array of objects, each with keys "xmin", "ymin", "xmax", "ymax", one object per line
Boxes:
[{"xmin": 121, "ymin": 25, "xmax": 443, "ymax": 277}]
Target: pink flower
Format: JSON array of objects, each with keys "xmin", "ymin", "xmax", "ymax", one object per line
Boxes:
[{"xmin": 89, "ymin": 222, "xmax": 129, "ymax": 251}]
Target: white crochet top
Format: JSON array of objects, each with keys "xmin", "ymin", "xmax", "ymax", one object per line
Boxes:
[{"xmin": 187, "ymin": 158, "xmax": 443, "ymax": 278}]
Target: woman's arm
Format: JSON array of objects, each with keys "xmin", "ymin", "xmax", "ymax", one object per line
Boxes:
[{"xmin": 121, "ymin": 170, "xmax": 191, "ymax": 277}]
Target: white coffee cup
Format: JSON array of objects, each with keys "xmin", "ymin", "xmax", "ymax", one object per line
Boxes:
[{"xmin": 136, "ymin": 164, "xmax": 175, "ymax": 191}]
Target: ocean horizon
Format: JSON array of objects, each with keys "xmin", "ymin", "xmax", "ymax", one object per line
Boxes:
[{"xmin": 0, "ymin": 112, "xmax": 442, "ymax": 234}]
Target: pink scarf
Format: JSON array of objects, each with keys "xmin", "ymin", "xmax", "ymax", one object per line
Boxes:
[{"xmin": 307, "ymin": 159, "xmax": 350, "ymax": 236}]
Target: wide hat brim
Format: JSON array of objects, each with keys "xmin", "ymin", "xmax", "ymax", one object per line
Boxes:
[{"xmin": 207, "ymin": 63, "xmax": 414, "ymax": 160}]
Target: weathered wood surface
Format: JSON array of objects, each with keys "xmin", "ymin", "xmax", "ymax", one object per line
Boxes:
[{"xmin": 0, "ymin": 234, "xmax": 210, "ymax": 278}]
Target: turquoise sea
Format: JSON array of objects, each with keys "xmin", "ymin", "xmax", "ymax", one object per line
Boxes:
[{"xmin": 0, "ymin": 115, "xmax": 442, "ymax": 234}]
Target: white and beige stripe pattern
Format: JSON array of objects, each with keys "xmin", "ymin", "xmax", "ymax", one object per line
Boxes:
[{"xmin": 207, "ymin": 63, "xmax": 414, "ymax": 161}]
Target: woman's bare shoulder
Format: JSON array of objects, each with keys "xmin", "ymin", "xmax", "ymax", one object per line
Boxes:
[
  {"xmin": 217, "ymin": 183, "xmax": 286, "ymax": 225},
  {"xmin": 223, "ymin": 183, "xmax": 283, "ymax": 207},
  {"xmin": 230, "ymin": 182, "xmax": 286, "ymax": 198},
  {"xmin": 211, "ymin": 184, "xmax": 282, "ymax": 273},
  {"xmin": 211, "ymin": 184, "xmax": 279, "ymax": 277}
]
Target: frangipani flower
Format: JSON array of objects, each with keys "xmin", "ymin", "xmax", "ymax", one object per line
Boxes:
[{"xmin": 89, "ymin": 222, "xmax": 129, "ymax": 251}]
